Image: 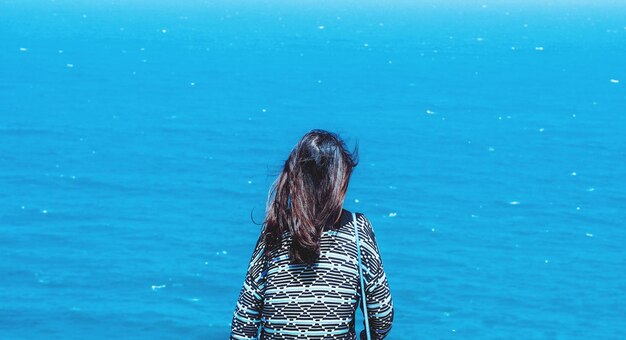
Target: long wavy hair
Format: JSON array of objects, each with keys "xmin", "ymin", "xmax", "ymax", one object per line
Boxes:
[{"xmin": 263, "ymin": 129, "xmax": 359, "ymax": 264}]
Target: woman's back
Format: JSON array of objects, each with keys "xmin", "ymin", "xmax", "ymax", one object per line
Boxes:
[
  {"xmin": 230, "ymin": 129, "xmax": 393, "ymax": 339},
  {"xmin": 231, "ymin": 209, "xmax": 393, "ymax": 339}
]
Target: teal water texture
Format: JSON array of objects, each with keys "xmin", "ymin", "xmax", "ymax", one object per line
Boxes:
[{"xmin": 1, "ymin": 1, "xmax": 625, "ymax": 338}]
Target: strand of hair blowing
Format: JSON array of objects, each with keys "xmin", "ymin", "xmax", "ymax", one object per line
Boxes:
[{"xmin": 263, "ymin": 130, "xmax": 358, "ymax": 264}]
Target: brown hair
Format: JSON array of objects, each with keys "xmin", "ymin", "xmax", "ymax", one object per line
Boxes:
[{"xmin": 263, "ymin": 129, "xmax": 359, "ymax": 264}]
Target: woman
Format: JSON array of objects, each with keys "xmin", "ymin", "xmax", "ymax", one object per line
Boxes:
[{"xmin": 230, "ymin": 129, "xmax": 393, "ymax": 339}]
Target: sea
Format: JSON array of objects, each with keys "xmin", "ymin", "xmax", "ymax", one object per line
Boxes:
[{"xmin": 1, "ymin": 0, "xmax": 625, "ymax": 338}]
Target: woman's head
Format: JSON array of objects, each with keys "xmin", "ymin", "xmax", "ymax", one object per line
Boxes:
[{"xmin": 264, "ymin": 129, "xmax": 359, "ymax": 264}]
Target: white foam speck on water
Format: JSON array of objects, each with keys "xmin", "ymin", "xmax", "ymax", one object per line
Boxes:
[
  {"xmin": 19, "ymin": 47, "xmax": 27, "ymax": 52},
  {"xmin": 586, "ymin": 233, "xmax": 594, "ymax": 237},
  {"xmin": 539, "ymin": 128, "xmax": 544, "ymax": 132},
  {"xmin": 431, "ymin": 228, "xmax": 436, "ymax": 232},
  {"xmin": 571, "ymin": 172, "xmax": 577, "ymax": 176},
  {"xmin": 535, "ymin": 46, "xmax": 544, "ymax": 51},
  {"xmin": 161, "ymin": 29, "xmax": 168, "ymax": 33},
  {"xmin": 66, "ymin": 63, "xmax": 74, "ymax": 68},
  {"xmin": 587, "ymin": 187, "xmax": 595, "ymax": 192},
  {"xmin": 190, "ymin": 82, "xmax": 195, "ymax": 86},
  {"xmin": 610, "ymin": 79, "xmax": 619, "ymax": 83},
  {"xmin": 151, "ymin": 284, "xmax": 166, "ymax": 291},
  {"xmin": 354, "ymin": 199, "xmax": 359, "ymax": 203},
  {"xmin": 222, "ymin": 250, "xmax": 228, "ymax": 255},
  {"xmin": 509, "ymin": 201, "xmax": 520, "ymax": 205},
  {"xmin": 488, "ymin": 147, "xmax": 495, "ymax": 152},
  {"xmin": 388, "ymin": 212, "xmax": 397, "ymax": 217},
  {"xmin": 41, "ymin": 209, "xmax": 48, "ymax": 214},
  {"xmin": 576, "ymin": 207, "xmax": 581, "ymax": 211},
  {"xmin": 58, "ymin": 50, "xmax": 64, "ymax": 54},
  {"xmin": 318, "ymin": 25, "xmax": 325, "ymax": 30},
  {"xmin": 426, "ymin": 109, "xmax": 435, "ymax": 115},
  {"xmin": 544, "ymin": 260, "xmax": 549, "ymax": 264},
  {"xmin": 261, "ymin": 108, "xmax": 267, "ymax": 112},
  {"xmin": 247, "ymin": 180, "xmax": 252, "ymax": 184}
]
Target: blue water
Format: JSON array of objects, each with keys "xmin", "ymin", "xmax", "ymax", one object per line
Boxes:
[{"xmin": 1, "ymin": 1, "xmax": 625, "ymax": 338}]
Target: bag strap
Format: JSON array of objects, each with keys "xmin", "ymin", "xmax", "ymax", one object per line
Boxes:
[{"xmin": 353, "ymin": 212, "xmax": 372, "ymax": 340}]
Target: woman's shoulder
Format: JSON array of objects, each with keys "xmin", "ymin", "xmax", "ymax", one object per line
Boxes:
[
  {"xmin": 334, "ymin": 209, "xmax": 373, "ymax": 233},
  {"xmin": 330, "ymin": 208, "xmax": 361, "ymax": 226}
]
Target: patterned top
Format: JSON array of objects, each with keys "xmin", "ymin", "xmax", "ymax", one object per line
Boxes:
[{"xmin": 230, "ymin": 209, "xmax": 394, "ymax": 339}]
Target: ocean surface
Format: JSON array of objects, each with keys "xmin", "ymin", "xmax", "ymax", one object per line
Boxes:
[{"xmin": 1, "ymin": 1, "xmax": 625, "ymax": 338}]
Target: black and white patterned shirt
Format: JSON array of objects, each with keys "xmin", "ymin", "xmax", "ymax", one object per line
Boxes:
[{"xmin": 230, "ymin": 209, "xmax": 393, "ymax": 339}]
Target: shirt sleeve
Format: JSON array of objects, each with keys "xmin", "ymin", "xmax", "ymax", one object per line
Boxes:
[
  {"xmin": 356, "ymin": 213, "xmax": 394, "ymax": 339},
  {"xmin": 230, "ymin": 231, "xmax": 267, "ymax": 340}
]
